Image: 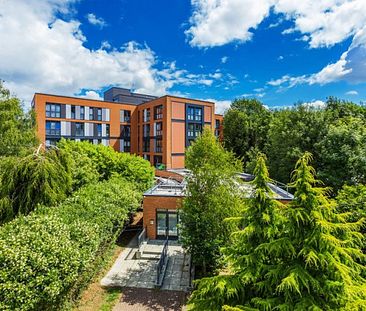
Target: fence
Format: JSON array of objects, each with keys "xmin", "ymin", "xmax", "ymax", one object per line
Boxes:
[{"xmin": 155, "ymin": 238, "xmax": 169, "ymax": 287}]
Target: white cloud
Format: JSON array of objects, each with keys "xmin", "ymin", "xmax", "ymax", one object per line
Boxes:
[
  {"xmin": 80, "ymin": 90, "xmax": 103, "ymax": 100},
  {"xmin": 0, "ymin": 0, "xmax": 223, "ymax": 105},
  {"xmin": 346, "ymin": 90, "xmax": 358, "ymax": 95},
  {"xmin": 101, "ymin": 41, "xmax": 111, "ymax": 49},
  {"xmin": 277, "ymin": 55, "xmax": 284, "ymax": 61},
  {"xmin": 186, "ymin": 0, "xmax": 366, "ymax": 49},
  {"xmin": 203, "ymin": 99, "xmax": 231, "ymax": 114},
  {"xmin": 221, "ymin": 56, "xmax": 228, "ymax": 63},
  {"xmin": 302, "ymin": 100, "xmax": 326, "ymax": 109},
  {"xmin": 86, "ymin": 13, "xmax": 107, "ymax": 28},
  {"xmin": 186, "ymin": 0, "xmax": 366, "ymax": 85},
  {"xmin": 186, "ymin": 0, "xmax": 275, "ymax": 47}
]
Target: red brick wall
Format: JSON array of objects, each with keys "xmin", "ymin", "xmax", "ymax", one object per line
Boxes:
[{"xmin": 142, "ymin": 196, "xmax": 183, "ymax": 239}]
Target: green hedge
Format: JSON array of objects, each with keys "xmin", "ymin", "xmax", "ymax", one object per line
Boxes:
[
  {"xmin": 57, "ymin": 139, "xmax": 155, "ymax": 191},
  {"xmin": 0, "ymin": 176, "xmax": 141, "ymax": 310}
]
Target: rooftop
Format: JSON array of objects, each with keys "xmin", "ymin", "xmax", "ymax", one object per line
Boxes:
[{"xmin": 144, "ymin": 169, "xmax": 294, "ymax": 201}]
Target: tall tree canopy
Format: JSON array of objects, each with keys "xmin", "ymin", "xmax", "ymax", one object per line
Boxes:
[
  {"xmin": 223, "ymin": 99, "xmax": 271, "ymax": 164},
  {"xmin": 180, "ymin": 128, "xmax": 243, "ymax": 275},
  {"xmin": 0, "ymin": 81, "xmax": 37, "ymax": 156}
]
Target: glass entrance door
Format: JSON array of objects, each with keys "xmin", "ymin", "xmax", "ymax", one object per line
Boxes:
[{"xmin": 156, "ymin": 210, "xmax": 178, "ymax": 239}]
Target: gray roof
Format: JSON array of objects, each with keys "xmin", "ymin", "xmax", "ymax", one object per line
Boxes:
[{"xmin": 144, "ymin": 170, "xmax": 294, "ymax": 201}]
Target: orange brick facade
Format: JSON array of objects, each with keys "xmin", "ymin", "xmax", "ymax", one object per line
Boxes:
[{"xmin": 32, "ymin": 90, "xmax": 224, "ymax": 169}]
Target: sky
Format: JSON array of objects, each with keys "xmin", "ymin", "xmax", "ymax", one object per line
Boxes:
[{"xmin": 0, "ymin": 0, "xmax": 365, "ymax": 113}]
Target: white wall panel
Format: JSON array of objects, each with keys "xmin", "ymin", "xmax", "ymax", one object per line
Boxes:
[
  {"xmin": 84, "ymin": 106, "xmax": 89, "ymax": 120},
  {"xmin": 61, "ymin": 121, "xmax": 67, "ymax": 135},
  {"xmin": 66, "ymin": 105, "xmax": 71, "ymax": 119}
]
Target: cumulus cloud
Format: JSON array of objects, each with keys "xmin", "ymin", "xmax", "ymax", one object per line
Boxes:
[
  {"xmin": 86, "ymin": 13, "xmax": 107, "ymax": 28},
  {"xmin": 302, "ymin": 100, "xmax": 326, "ymax": 109},
  {"xmin": 221, "ymin": 56, "xmax": 228, "ymax": 63},
  {"xmin": 0, "ymin": 0, "xmax": 225, "ymax": 105},
  {"xmin": 186, "ymin": 0, "xmax": 274, "ymax": 47},
  {"xmin": 346, "ymin": 90, "xmax": 358, "ymax": 95},
  {"xmin": 203, "ymin": 99, "xmax": 232, "ymax": 114},
  {"xmin": 187, "ymin": 0, "xmax": 366, "ymax": 86}
]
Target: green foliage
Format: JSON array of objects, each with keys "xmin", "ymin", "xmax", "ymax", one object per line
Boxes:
[
  {"xmin": 223, "ymin": 99, "xmax": 271, "ymax": 164},
  {"xmin": 189, "ymin": 153, "xmax": 366, "ymax": 310},
  {"xmin": 57, "ymin": 139, "xmax": 154, "ymax": 191},
  {"xmin": 0, "ymin": 147, "xmax": 72, "ymax": 223},
  {"xmin": 188, "ymin": 153, "xmax": 284, "ymax": 310},
  {"xmin": 317, "ymin": 117, "xmax": 366, "ymax": 191},
  {"xmin": 0, "ymin": 81, "xmax": 37, "ymax": 156},
  {"xmin": 181, "ymin": 128, "xmax": 243, "ymax": 275},
  {"xmin": 0, "ymin": 177, "xmax": 141, "ymax": 311},
  {"xmin": 266, "ymin": 104, "xmax": 325, "ymax": 183}
]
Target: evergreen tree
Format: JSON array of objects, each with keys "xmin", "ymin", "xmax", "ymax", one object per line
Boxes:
[
  {"xmin": 261, "ymin": 152, "xmax": 366, "ymax": 310},
  {"xmin": 180, "ymin": 128, "xmax": 243, "ymax": 275},
  {"xmin": 188, "ymin": 153, "xmax": 284, "ymax": 310}
]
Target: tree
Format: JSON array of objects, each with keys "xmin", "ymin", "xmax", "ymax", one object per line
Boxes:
[
  {"xmin": 223, "ymin": 99, "xmax": 271, "ymax": 164},
  {"xmin": 188, "ymin": 153, "xmax": 284, "ymax": 310},
  {"xmin": 266, "ymin": 104, "xmax": 325, "ymax": 183},
  {"xmin": 317, "ymin": 117, "xmax": 366, "ymax": 192},
  {"xmin": 180, "ymin": 128, "xmax": 243, "ymax": 275},
  {"xmin": 0, "ymin": 146, "xmax": 72, "ymax": 223},
  {"xmin": 262, "ymin": 153, "xmax": 366, "ymax": 310},
  {"xmin": 0, "ymin": 81, "xmax": 37, "ymax": 156}
]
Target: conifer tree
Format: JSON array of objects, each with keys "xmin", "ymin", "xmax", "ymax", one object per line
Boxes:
[
  {"xmin": 261, "ymin": 152, "xmax": 366, "ymax": 310},
  {"xmin": 188, "ymin": 153, "xmax": 284, "ymax": 310}
]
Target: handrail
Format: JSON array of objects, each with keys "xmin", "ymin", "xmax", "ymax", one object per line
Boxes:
[
  {"xmin": 155, "ymin": 238, "xmax": 169, "ymax": 287},
  {"xmin": 137, "ymin": 227, "xmax": 146, "ymax": 252}
]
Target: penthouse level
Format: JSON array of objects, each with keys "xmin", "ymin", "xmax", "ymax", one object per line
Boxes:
[{"xmin": 32, "ymin": 87, "xmax": 224, "ymax": 169}]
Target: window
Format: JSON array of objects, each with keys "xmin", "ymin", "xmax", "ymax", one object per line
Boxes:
[
  {"xmin": 156, "ymin": 122, "xmax": 163, "ymax": 137},
  {"xmin": 97, "ymin": 124, "xmax": 102, "ymax": 137},
  {"xmin": 154, "ymin": 105, "xmax": 163, "ymax": 120},
  {"xmin": 80, "ymin": 106, "xmax": 85, "ymax": 120},
  {"xmin": 106, "ymin": 124, "xmax": 110, "ymax": 137},
  {"xmin": 46, "ymin": 104, "xmax": 61, "ymax": 118},
  {"xmin": 45, "ymin": 121, "xmax": 61, "ymax": 136},
  {"xmin": 187, "ymin": 123, "xmax": 202, "ymax": 138},
  {"xmin": 120, "ymin": 110, "xmax": 131, "ymax": 123},
  {"xmin": 120, "ymin": 125, "xmax": 130, "ymax": 138},
  {"xmin": 154, "ymin": 155, "xmax": 162, "ymax": 167},
  {"xmin": 215, "ymin": 119, "xmax": 220, "ymax": 129},
  {"xmin": 187, "ymin": 106, "xmax": 202, "ymax": 121},
  {"xmin": 155, "ymin": 138, "xmax": 162, "ymax": 153},
  {"xmin": 143, "ymin": 124, "xmax": 150, "ymax": 138},
  {"xmin": 124, "ymin": 140, "xmax": 131, "ymax": 152},
  {"xmin": 71, "ymin": 106, "xmax": 75, "ymax": 119},
  {"xmin": 45, "ymin": 138, "xmax": 60, "ymax": 147},
  {"xmin": 97, "ymin": 108, "xmax": 102, "ymax": 121},
  {"xmin": 144, "ymin": 108, "xmax": 150, "ymax": 122},
  {"xmin": 75, "ymin": 122, "xmax": 84, "ymax": 136},
  {"xmin": 89, "ymin": 107, "xmax": 94, "ymax": 120},
  {"xmin": 143, "ymin": 154, "xmax": 150, "ymax": 161},
  {"xmin": 143, "ymin": 138, "xmax": 150, "ymax": 152}
]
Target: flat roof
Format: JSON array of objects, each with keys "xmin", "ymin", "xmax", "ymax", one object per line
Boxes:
[{"xmin": 144, "ymin": 170, "xmax": 294, "ymax": 201}]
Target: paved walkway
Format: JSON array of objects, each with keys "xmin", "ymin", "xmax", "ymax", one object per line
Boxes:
[
  {"xmin": 113, "ymin": 288, "xmax": 188, "ymax": 311},
  {"xmin": 101, "ymin": 239, "xmax": 191, "ymax": 291}
]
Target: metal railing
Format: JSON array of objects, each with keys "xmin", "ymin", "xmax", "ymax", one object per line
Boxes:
[
  {"xmin": 137, "ymin": 227, "xmax": 146, "ymax": 252},
  {"xmin": 155, "ymin": 238, "xmax": 169, "ymax": 287}
]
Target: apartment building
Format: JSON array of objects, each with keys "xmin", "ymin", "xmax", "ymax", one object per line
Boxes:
[{"xmin": 32, "ymin": 87, "xmax": 223, "ymax": 169}]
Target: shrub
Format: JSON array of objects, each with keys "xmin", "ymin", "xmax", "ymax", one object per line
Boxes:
[
  {"xmin": 0, "ymin": 148, "xmax": 72, "ymax": 223},
  {"xmin": 0, "ymin": 176, "xmax": 141, "ymax": 310},
  {"xmin": 57, "ymin": 139, "xmax": 154, "ymax": 191}
]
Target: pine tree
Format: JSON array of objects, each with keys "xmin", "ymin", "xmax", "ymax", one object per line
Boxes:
[
  {"xmin": 261, "ymin": 152, "xmax": 366, "ymax": 310},
  {"xmin": 188, "ymin": 153, "xmax": 284, "ymax": 310}
]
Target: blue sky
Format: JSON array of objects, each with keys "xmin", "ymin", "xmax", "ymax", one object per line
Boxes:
[{"xmin": 0, "ymin": 0, "xmax": 365, "ymax": 112}]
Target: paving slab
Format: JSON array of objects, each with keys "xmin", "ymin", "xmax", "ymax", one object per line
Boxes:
[{"xmin": 101, "ymin": 240, "xmax": 191, "ymax": 292}]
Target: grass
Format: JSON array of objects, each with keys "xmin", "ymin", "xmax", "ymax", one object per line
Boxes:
[{"xmin": 74, "ymin": 229, "xmax": 139, "ymax": 311}]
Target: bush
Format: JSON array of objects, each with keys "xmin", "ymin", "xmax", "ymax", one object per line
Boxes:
[
  {"xmin": 0, "ymin": 148, "xmax": 72, "ymax": 223},
  {"xmin": 57, "ymin": 140, "xmax": 154, "ymax": 191},
  {"xmin": 0, "ymin": 176, "xmax": 141, "ymax": 310}
]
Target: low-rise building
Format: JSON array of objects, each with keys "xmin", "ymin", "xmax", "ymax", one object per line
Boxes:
[{"xmin": 32, "ymin": 87, "xmax": 224, "ymax": 169}]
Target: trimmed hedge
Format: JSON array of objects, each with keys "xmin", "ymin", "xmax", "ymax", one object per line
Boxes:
[
  {"xmin": 0, "ymin": 176, "xmax": 141, "ymax": 310},
  {"xmin": 57, "ymin": 139, "xmax": 155, "ymax": 192}
]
